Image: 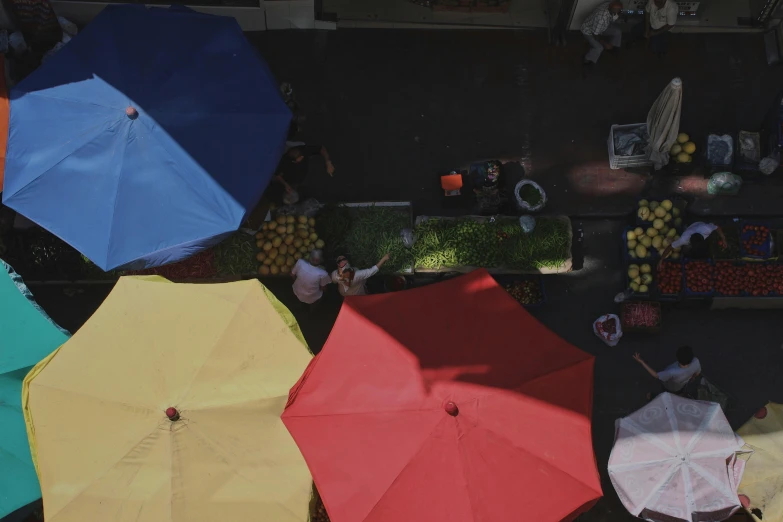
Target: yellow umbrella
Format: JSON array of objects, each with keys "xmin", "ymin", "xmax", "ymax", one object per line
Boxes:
[
  {"xmin": 22, "ymin": 276, "xmax": 313, "ymax": 522},
  {"xmin": 738, "ymin": 403, "xmax": 783, "ymax": 522}
]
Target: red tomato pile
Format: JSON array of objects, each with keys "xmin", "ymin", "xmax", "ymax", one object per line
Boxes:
[
  {"xmin": 657, "ymin": 262, "xmax": 682, "ymax": 295},
  {"xmin": 685, "ymin": 261, "xmax": 714, "ymax": 293},
  {"xmin": 741, "ymin": 225, "xmax": 770, "ymax": 257},
  {"xmin": 715, "ymin": 262, "xmax": 783, "ymax": 296}
]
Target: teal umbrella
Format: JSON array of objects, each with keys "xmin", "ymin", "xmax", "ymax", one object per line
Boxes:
[{"xmin": 0, "ymin": 260, "xmax": 69, "ymax": 518}]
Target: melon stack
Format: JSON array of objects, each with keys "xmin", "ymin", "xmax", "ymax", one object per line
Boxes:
[
  {"xmin": 255, "ymin": 215, "xmax": 325, "ymax": 275},
  {"xmin": 671, "ymin": 133, "xmax": 696, "ymax": 164},
  {"xmin": 629, "ymin": 199, "xmax": 683, "ymax": 259}
]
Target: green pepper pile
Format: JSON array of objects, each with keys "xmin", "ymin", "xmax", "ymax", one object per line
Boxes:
[
  {"xmin": 317, "ymin": 205, "xmax": 414, "ymax": 274},
  {"xmin": 413, "ymin": 217, "xmax": 570, "ymax": 271}
]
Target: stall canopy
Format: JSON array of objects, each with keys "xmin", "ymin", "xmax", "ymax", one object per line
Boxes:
[
  {"xmin": 23, "ymin": 276, "xmax": 313, "ymax": 522},
  {"xmin": 283, "ymin": 269, "xmax": 602, "ymax": 522},
  {"xmin": 738, "ymin": 403, "xmax": 783, "ymax": 522},
  {"xmin": 2, "ymin": 5, "xmax": 291, "ymax": 271},
  {"xmin": 0, "ymin": 260, "xmax": 69, "ymax": 519},
  {"xmin": 609, "ymin": 393, "xmax": 747, "ymax": 522}
]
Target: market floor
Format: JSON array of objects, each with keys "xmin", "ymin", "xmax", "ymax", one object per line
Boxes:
[
  {"xmin": 249, "ymin": 28, "xmax": 783, "ymax": 218},
  {"xmin": 28, "ymin": 218, "xmax": 783, "ymax": 522}
]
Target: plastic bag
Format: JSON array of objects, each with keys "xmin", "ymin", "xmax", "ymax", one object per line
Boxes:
[
  {"xmin": 514, "ymin": 180, "xmax": 547, "ymax": 212},
  {"xmin": 707, "ymin": 134, "xmax": 734, "ymax": 166},
  {"xmin": 707, "ymin": 172, "xmax": 742, "ymax": 196},
  {"xmin": 518, "ymin": 215, "xmax": 536, "ymax": 234},
  {"xmin": 9, "ymin": 32, "xmax": 26, "ymax": 53},
  {"xmin": 58, "ymin": 16, "xmax": 78, "ymax": 37},
  {"xmin": 593, "ymin": 314, "xmax": 622, "ymax": 347},
  {"xmin": 401, "ymin": 228, "xmax": 416, "ymax": 248},
  {"xmin": 276, "ymin": 197, "xmax": 323, "ymax": 217},
  {"xmin": 759, "ymin": 157, "xmax": 778, "ymax": 175},
  {"xmin": 697, "ymin": 377, "xmax": 729, "ymax": 411}
]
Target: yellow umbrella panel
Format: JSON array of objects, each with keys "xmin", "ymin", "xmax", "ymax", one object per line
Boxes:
[
  {"xmin": 738, "ymin": 403, "xmax": 783, "ymax": 522},
  {"xmin": 23, "ymin": 276, "xmax": 313, "ymax": 522}
]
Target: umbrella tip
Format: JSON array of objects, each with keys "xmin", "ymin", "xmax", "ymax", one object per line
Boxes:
[
  {"xmin": 754, "ymin": 406, "xmax": 768, "ymax": 419},
  {"xmin": 165, "ymin": 407, "xmax": 180, "ymax": 421},
  {"xmin": 444, "ymin": 401, "xmax": 459, "ymax": 416},
  {"xmin": 126, "ymin": 106, "xmax": 139, "ymax": 119},
  {"xmin": 671, "ymin": 77, "xmax": 682, "ymax": 87}
]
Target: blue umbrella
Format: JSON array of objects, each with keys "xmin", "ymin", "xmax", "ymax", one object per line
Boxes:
[
  {"xmin": 2, "ymin": 5, "xmax": 291, "ymax": 271},
  {"xmin": 0, "ymin": 260, "xmax": 69, "ymax": 519}
]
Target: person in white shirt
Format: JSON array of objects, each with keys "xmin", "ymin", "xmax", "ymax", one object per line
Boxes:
[
  {"xmin": 332, "ymin": 253, "xmax": 390, "ymax": 297},
  {"xmin": 580, "ymin": 1, "xmax": 624, "ymax": 65},
  {"xmin": 633, "ymin": 346, "xmax": 702, "ymax": 400},
  {"xmin": 291, "ymin": 249, "xmax": 331, "ymax": 305},
  {"xmin": 632, "ymin": 0, "xmax": 677, "ymax": 56},
  {"xmin": 658, "ymin": 222, "xmax": 725, "ymax": 267}
]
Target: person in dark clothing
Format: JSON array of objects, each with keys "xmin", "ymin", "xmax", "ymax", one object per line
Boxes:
[{"xmin": 269, "ymin": 144, "xmax": 334, "ymax": 205}]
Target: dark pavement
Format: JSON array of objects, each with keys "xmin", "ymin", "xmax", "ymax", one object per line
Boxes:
[
  {"xmin": 14, "ymin": 27, "xmax": 783, "ymax": 522},
  {"xmin": 249, "ymin": 28, "xmax": 783, "ymax": 217}
]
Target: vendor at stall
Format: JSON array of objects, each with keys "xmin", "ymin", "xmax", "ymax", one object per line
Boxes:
[
  {"xmin": 270, "ymin": 142, "xmax": 335, "ymax": 205},
  {"xmin": 332, "ymin": 253, "xmax": 390, "ymax": 296},
  {"xmin": 659, "ymin": 222, "xmax": 725, "ymax": 266}
]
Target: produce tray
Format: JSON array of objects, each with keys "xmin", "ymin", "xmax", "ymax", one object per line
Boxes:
[
  {"xmin": 622, "ymin": 227, "xmax": 659, "ymax": 263},
  {"xmin": 634, "ymin": 198, "xmax": 687, "ymax": 228},
  {"xmin": 683, "ymin": 258, "xmax": 715, "ymax": 297},
  {"xmin": 623, "ymin": 260, "xmax": 655, "ymax": 299},
  {"xmin": 704, "ymin": 132, "xmax": 736, "ymax": 172},
  {"xmin": 608, "ymin": 123, "xmax": 652, "ymax": 170},
  {"xmin": 492, "ymin": 274, "xmax": 546, "ymax": 308},
  {"xmin": 655, "ymin": 258, "xmax": 684, "ymax": 301},
  {"xmin": 739, "ymin": 220, "xmax": 775, "ymax": 260},
  {"xmin": 413, "ymin": 215, "xmax": 572, "ymax": 275},
  {"xmin": 339, "ymin": 201, "xmax": 414, "ymax": 275},
  {"xmin": 620, "ymin": 301, "xmax": 662, "ymax": 333}
]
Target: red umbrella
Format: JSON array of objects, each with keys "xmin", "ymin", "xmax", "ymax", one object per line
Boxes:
[{"xmin": 283, "ymin": 269, "xmax": 602, "ymax": 522}]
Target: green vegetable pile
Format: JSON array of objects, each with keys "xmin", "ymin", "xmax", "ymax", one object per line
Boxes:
[
  {"xmin": 316, "ymin": 205, "xmax": 413, "ymax": 274},
  {"xmin": 213, "ymin": 233, "xmax": 258, "ymax": 276},
  {"xmin": 412, "ymin": 217, "xmax": 570, "ymax": 271}
]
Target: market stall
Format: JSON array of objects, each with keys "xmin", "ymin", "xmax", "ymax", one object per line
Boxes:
[
  {"xmin": 618, "ymin": 207, "xmax": 783, "ymax": 313},
  {"xmin": 412, "ymin": 215, "xmax": 572, "ymax": 274},
  {"xmin": 0, "ymin": 229, "xmax": 259, "ymax": 284}
]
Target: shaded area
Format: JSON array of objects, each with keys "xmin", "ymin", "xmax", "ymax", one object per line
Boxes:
[{"xmin": 250, "ymin": 29, "xmax": 783, "ymax": 217}]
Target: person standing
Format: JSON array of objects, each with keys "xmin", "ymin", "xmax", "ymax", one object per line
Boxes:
[
  {"xmin": 332, "ymin": 253, "xmax": 390, "ymax": 297},
  {"xmin": 271, "ymin": 143, "xmax": 335, "ymax": 205},
  {"xmin": 633, "ymin": 0, "xmax": 678, "ymax": 56},
  {"xmin": 580, "ymin": 1, "xmax": 624, "ymax": 65},
  {"xmin": 291, "ymin": 249, "xmax": 331, "ymax": 306},
  {"xmin": 633, "ymin": 346, "xmax": 702, "ymax": 400}
]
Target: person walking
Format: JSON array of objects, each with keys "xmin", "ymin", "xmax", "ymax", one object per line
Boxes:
[
  {"xmin": 633, "ymin": 346, "xmax": 701, "ymax": 400},
  {"xmin": 291, "ymin": 249, "xmax": 331, "ymax": 306},
  {"xmin": 580, "ymin": 1, "xmax": 624, "ymax": 66},
  {"xmin": 332, "ymin": 253, "xmax": 390, "ymax": 297}
]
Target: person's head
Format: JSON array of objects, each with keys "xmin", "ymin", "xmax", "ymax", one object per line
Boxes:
[
  {"xmin": 286, "ymin": 147, "xmax": 305, "ymax": 164},
  {"xmin": 338, "ymin": 266, "xmax": 356, "ymax": 286},
  {"xmin": 609, "ymin": 1, "xmax": 623, "ymax": 15},
  {"xmin": 653, "ymin": 0, "xmax": 667, "ymax": 7},
  {"xmin": 676, "ymin": 345, "xmax": 694, "ymax": 367},
  {"xmin": 690, "ymin": 233, "xmax": 706, "ymax": 248},
  {"xmin": 309, "ymin": 249, "xmax": 324, "ymax": 266},
  {"xmin": 336, "ymin": 255, "xmax": 350, "ymax": 271}
]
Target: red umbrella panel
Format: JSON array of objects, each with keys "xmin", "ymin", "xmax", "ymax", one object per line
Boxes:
[{"xmin": 283, "ymin": 269, "xmax": 602, "ymax": 522}]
